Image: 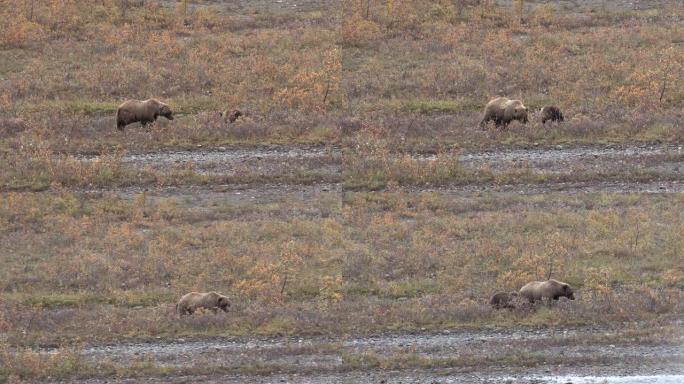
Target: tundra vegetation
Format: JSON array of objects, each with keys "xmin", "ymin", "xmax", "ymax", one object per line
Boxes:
[{"xmin": 0, "ymin": 0, "xmax": 683, "ymax": 381}]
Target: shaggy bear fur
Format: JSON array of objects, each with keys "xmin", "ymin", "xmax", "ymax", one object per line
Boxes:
[
  {"xmin": 176, "ymin": 291, "xmax": 231, "ymax": 315},
  {"xmin": 116, "ymin": 98, "xmax": 174, "ymax": 130},
  {"xmin": 489, "ymin": 291, "xmax": 519, "ymax": 310},
  {"xmin": 541, "ymin": 105, "xmax": 564, "ymax": 124},
  {"xmin": 480, "ymin": 97, "xmax": 529, "ymax": 129},
  {"xmin": 519, "ymin": 279, "xmax": 575, "ymax": 303},
  {"xmin": 219, "ymin": 109, "xmax": 243, "ymax": 123}
]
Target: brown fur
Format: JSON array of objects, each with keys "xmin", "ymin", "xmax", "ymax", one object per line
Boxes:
[
  {"xmin": 176, "ymin": 291, "xmax": 231, "ymax": 315},
  {"xmin": 116, "ymin": 98, "xmax": 174, "ymax": 131},
  {"xmin": 541, "ymin": 105, "xmax": 564, "ymax": 124},
  {"xmin": 489, "ymin": 291, "xmax": 519, "ymax": 310},
  {"xmin": 219, "ymin": 109, "xmax": 243, "ymax": 123},
  {"xmin": 519, "ymin": 279, "xmax": 575, "ymax": 303},
  {"xmin": 480, "ymin": 97, "xmax": 529, "ymax": 129}
]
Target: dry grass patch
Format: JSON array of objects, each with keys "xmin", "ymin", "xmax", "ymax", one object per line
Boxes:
[{"xmin": 0, "ymin": 191, "xmax": 682, "ymax": 346}]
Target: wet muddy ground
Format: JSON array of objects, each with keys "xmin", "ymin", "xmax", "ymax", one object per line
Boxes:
[
  {"xmin": 456, "ymin": 144, "xmax": 684, "ymax": 175},
  {"xmin": 176, "ymin": 0, "xmax": 677, "ymax": 14},
  {"xmin": 495, "ymin": 0, "xmax": 679, "ymax": 12},
  {"xmin": 47, "ymin": 322, "xmax": 683, "ymax": 383},
  {"xmin": 76, "ymin": 143, "xmax": 684, "ymax": 202},
  {"xmin": 104, "ymin": 143, "xmax": 683, "ymax": 177}
]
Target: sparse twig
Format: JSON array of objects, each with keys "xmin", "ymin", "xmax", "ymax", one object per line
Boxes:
[
  {"xmin": 26, "ymin": 0, "xmax": 35, "ymax": 21},
  {"xmin": 633, "ymin": 221, "xmax": 640, "ymax": 252},
  {"xmin": 659, "ymin": 67, "xmax": 669, "ymax": 104},
  {"xmin": 280, "ymin": 275, "xmax": 288, "ymax": 295},
  {"xmin": 516, "ymin": 0, "xmax": 524, "ymax": 24},
  {"xmin": 120, "ymin": 0, "xmax": 128, "ymax": 18},
  {"xmin": 322, "ymin": 78, "xmax": 330, "ymax": 105}
]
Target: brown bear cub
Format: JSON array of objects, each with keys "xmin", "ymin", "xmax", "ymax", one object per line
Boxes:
[
  {"xmin": 489, "ymin": 291, "xmax": 519, "ymax": 310},
  {"xmin": 176, "ymin": 291, "xmax": 231, "ymax": 315},
  {"xmin": 480, "ymin": 97, "xmax": 529, "ymax": 129},
  {"xmin": 116, "ymin": 98, "xmax": 174, "ymax": 131},
  {"xmin": 519, "ymin": 279, "xmax": 575, "ymax": 303},
  {"xmin": 220, "ymin": 109, "xmax": 243, "ymax": 123},
  {"xmin": 541, "ymin": 105, "xmax": 564, "ymax": 124}
]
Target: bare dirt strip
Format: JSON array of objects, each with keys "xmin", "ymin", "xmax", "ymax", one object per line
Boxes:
[
  {"xmin": 45, "ymin": 321, "xmax": 683, "ymax": 383},
  {"xmin": 74, "ymin": 143, "xmax": 684, "ymax": 200}
]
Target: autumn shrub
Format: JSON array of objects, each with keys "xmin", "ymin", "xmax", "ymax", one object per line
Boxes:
[
  {"xmin": 343, "ymin": 1, "xmax": 684, "ymax": 149},
  {"xmin": 0, "ymin": 0, "xmax": 343, "ymax": 152},
  {"xmin": 343, "ymin": 135, "xmax": 479, "ymax": 189}
]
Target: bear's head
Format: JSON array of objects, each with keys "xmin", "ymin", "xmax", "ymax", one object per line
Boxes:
[
  {"xmin": 228, "ymin": 110, "xmax": 243, "ymax": 123},
  {"xmin": 561, "ymin": 284, "xmax": 575, "ymax": 300},
  {"xmin": 158, "ymin": 103, "xmax": 174, "ymax": 120},
  {"xmin": 217, "ymin": 295, "xmax": 231, "ymax": 312},
  {"xmin": 514, "ymin": 103, "xmax": 529, "ymax": 123}
]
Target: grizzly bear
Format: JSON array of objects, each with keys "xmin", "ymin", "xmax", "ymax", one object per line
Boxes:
[
  {"xmin": 519, "ymin": 279, "xmax": 575, "ymax": 303},
  {"xmin": 219, "ymin": 109, "xmax": 243, "ymax": 123},
  {"xmin": 176, "ymin": 291, "xmax": 231, "ymax": 315},
  {"xmin": 480, "ymin": 97, "xmax": 529, "ymax": 129},
  {"xmin": 541, "ymin": 105, "xmax": 564, "ymax": 124},
  {"xmin": 116, "ymin": 98, "xmax": 174, "ymax": 131},
  {"xmin": 489, "ymin": 291, "xmax": 519, "ymax": 310}
]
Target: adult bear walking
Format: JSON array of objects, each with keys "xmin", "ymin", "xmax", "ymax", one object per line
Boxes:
[
  {"xmin": 116, "ymin": 98, "xmax": 174, "ymax": 131},
  {"xmin": 519, "ymin": 279, "xmax": 575, "ymax": 303},
  {"xmin": 480, "ymin": 97, "xmax": 529, "ymax": 129},
  {"xmin": 176, "ymin": 291, "xmax": 231, "ymax": 315}
]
